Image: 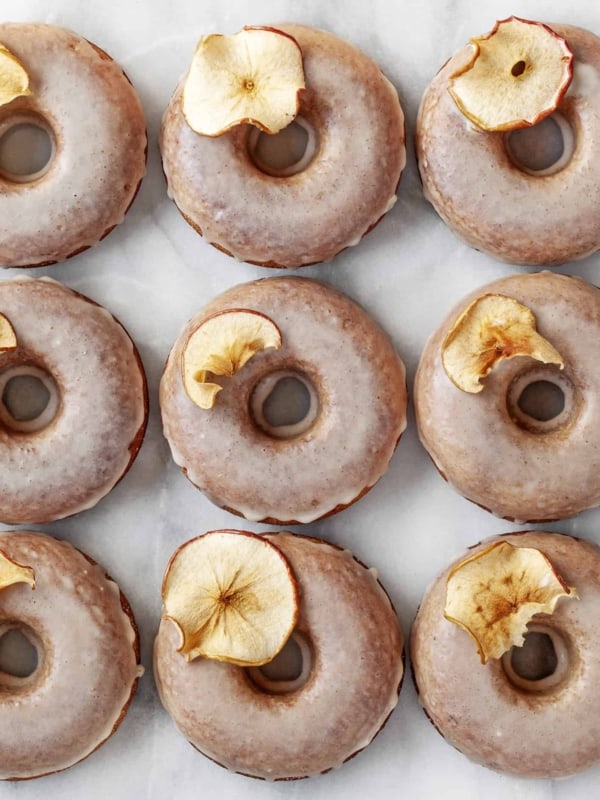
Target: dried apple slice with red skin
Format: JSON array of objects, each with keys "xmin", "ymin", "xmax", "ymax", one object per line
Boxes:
[
  {"xmin": 162, "ymin": 530, "xmax": 299, "ymax": 666},
  {"xmin": 444, "ymin": 541, "xmax": 576, "ymax": 664},
  {"xmin": 441, "ymin": 294, "xmax": 564, "ymax": 393},
  {"xmin": 182, "ymin": 26, "xmax": 305, "ymax": 137},
  {"xmin": 449, "ymin": 17, "xmax": 574, "ymax": 132},
  {"xmin": 0, "ymin": 548, "xmax": 35, "ymax": 591},
  {"xmin": 181, "ymin": 308, "xmax": 282, "ymax": 410}
]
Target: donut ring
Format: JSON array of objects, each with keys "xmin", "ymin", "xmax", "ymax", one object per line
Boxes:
[
  {"xmin": 414, "ymin": 271, "xmax": 600, "ymax": 522},
  {"xmin": 416, "ymin": 23, "xmax": 600, "ymax": 266},
  {"xmin": 154, "ymin": 531, "xmax": 404, "ymax": 780},
  {"xmin": 0, "ymin": 276, "xmax": 148, "ymax": 524},
  {"xmin": 160, "ymin": 277, "xmax": 407, "ymax": 524},
  {"xmin": 160, "ymin": 23, "xmax": 405, "ymax": 268},
  {"xmin": 0, "ymin": 530, "xmax": 142, "ymax": 780},
  {"xmin": 0, "ymin": 23, "xmax": 147, "ymax": 268},
  {"xmin": 411, "ymin": 531, "xmax": 600, "ymax": 778}
]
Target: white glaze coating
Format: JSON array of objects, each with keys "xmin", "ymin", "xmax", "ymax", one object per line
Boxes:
[
  {"xmin": 0, "ymin": 276, "xmax": 148, "ymax": 524},
  {"xmin": 0, "ymin": 23, "xmax": 147, "ymax": 268},
  {"xmin": 416, "ymin": 24, "xmax": 600, "ymax": 266},
  {"xmin": 414, "ymin": 271, "xmax": 600, "ymax": 522},
  {"xmin": 154, "ymin": 531, "xmax": 404, "ymax": 780},
  {"xmin": 160, "ymin": 277, "xmax": 407, "ymax": 524},
  {"xmin": 159, "ymin": 23, "xmax": 405, "ymax": 268},
  {"xmin": 410, "ymin": 531, "xmax": 600, "ymax": 778},
  {"xmin": 0, "ymin": 530, "xmax": 142, "ymax": 780}
]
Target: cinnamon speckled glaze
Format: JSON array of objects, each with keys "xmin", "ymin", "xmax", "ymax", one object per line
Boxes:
[
  {"xmin": 0, "ymin": 530, "xmax": 143, "ymax": 780},
  {"xmin": 154, "ymin": 531, "xmax": 404, "ymax": 780},
  {"xmin": 0, "ymin": 23, "xmax": 147, "ymax": 268},
  {"xmin": 411, "ymin": 531, "xmax": 600, "ymax": 778},
  {"xmin": 160, "ymin": 277, "xmax": 407, "ymax": 524},
  {"xmin": 0, "ymin": 277, "xmax": 148, "ymax": 524},
  {"xmin": 417, "ymin": 23, "xmax": 600, "ymax": 266},
  {"xmin": 414, "ymin": 271, "xmax": 600, "ymax": 523},
  {"xmin": 160, "ymin": 23, "xmax": 405, "ymax": 268}
]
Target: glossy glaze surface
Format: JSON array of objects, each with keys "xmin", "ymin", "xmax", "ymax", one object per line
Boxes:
[
  {"xmin": 155, "ymin": 531, "xmax": 404, "ymax": 779},
  {"xmin": 415, "ymin": 272, "xmax": 600, "ymax": 522},
  {"xmin": 0, "ymin": 530, "xmax": 142, "ymax": 779},
  {"xmin": 411, "ymin": 531, "xmax": 600, "ymax": 778},
  {"xmin": 0, "ymin": 277, "xmax": 148, "ymax": 523},
  {"xmin": 160, "ymin": 23, "xmax": 405, "ymax": 267},
  {"xmin": 161, "ymin": 277, "xmax": 407, "ymax": 523},
  {"xmin": 0, "ymin": 23, "xmax": 147, "ymax": 267},
  {"xmin": 417, "ymin": 24, "xmax": 600, "ymax": 265}
]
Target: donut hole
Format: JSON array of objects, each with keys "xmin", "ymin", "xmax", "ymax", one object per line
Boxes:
[
  {"xmin": 0, "ymin": 365, "xmax": 60, "ymax": 433},
  {"xmin": 510, "ymin": 632, "xmax": 557, "ymax": 680},
  {"xmin": 247, "ymin": 117, "xmax": 317, "ymax": 177},
  {"xmin": 517, "ymin": 380, "xmax": 565, "ymax": 421},
  {"xmin": 507, "ymin": 367, "xmax": 574, "ymax": 434},
  {"xmin": 502, "ymin": 625, "xmax": 570, "ymax": 693},
  {"xmin": 0, "ymin": 117, "xmax": 55, "ymax": 183},
  {"xmin": 247, "ymin": 632, "xmax": 312, "ymax": 694},
  {"xmin": 504, "ymin": 112, "xmax": 574, "ymax": 176},
  {"xmin": 250, "ymin": 370, "xmax": 319, "ymax": 439},
  {"xmin": 0, "ymin": 625, "xmax": 40, "ymax": 682}
]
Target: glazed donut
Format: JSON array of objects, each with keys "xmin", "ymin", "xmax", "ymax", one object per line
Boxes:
[
  {"xmin": 0, "ymin": 23, "xmax": 146, "ymax": 268},
  {"xmin": 154, "ymin": 530, "xmax": 404, "ymax": 779},
  {"xmin": 414, "ymin": 271, "xmax": 600, "ymax": 522},
  {"xmin": 160, "ymin": 23, "xmax": 405, "ymax": 268},
  {"xmin": 411, "ymin": 531, "xmax": 600, "ymax": 778},
  {"xmin": 0, "ymin": 276, "xmax": 148, "ymax": 524},
  {"xmin": 416, "ymin": 23, "xmax": 600, "ymax": 266},
  {"xmin": 0, "ymin": 530, "xmax": 142, "ymax": 780},
  {"xmin": 160, "ymin": 276, "xmax": 407, "ymax": 524}
]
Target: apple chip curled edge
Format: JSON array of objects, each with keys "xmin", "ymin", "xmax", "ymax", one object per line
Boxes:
[
  {"xmin": 449, "ymin": 17, "xmax": 573, "ymax": 132},
  {"xmin": 0, "ymin": 44, "xmax": 30, "ymax": 107},
  {"xmin": 441, "ymin": 293, "xmax": 564, "ymax": 393},
  {"xmin": 162, "ymin": 530, "xmax": 299, "ymax": 666},
  {"xmin": 0, "ymin": 312, "xmax": 17, "ymax": 352},
  {"xmin": 0, "ymin": 549, "xmax": 35, "ymax": 591},
  {"xmin": 182, "ymin": 26, "xmax": 305, "ymax": 137},
  {"xmin": 444, "ymin": 540, "xmax": 576, "ymax": 664},
  {"xmin": 181, "ymin": 308, "xmax": 282, "ymax": 410}
]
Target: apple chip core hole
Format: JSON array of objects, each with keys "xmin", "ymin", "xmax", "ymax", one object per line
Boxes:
[
  {"xmin": 502, "ymin": 625, "xmax": 569, "ymax": 693},
  {"xmin": 505, "ymin": 112, "xmax": 574, "ymax": 176},
  {"xmin": 0, "ymin": 626, "xmax": 39, "ymax": 679},
  {"xmin": 248, "ymin": 117, "xmax": 317, "ymax": 177},
  {"xmin": 0, "ymin": 118, "xmax": 55, "ymax": 183},
  {"xmin": 247, "ymin": 632, "xmax": 312, "ymax": 694},
  {"xmin": 507, "ymin": 368, "xmax": 573, "ymax": 434},
  {"xmin": 251, "ymin": 371, "xmax": 319, "ymax": 439},
  {"xmin": 0, "ymin": 366, "xmax": 60, "ymax": 433}
]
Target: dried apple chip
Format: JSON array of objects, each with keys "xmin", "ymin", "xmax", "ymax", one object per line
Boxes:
[
  {"xmin": 181, "ymin": 308, "xmax": 282, "ymax": 409},
  {"xmin": 441, "ymin": 293, "xmax": 564, "ymax": 393},
  {"xmin": 449, "ymin": 17, "xmax": 573, "ymax": 132},
  {"xmin": 0, "ymin": 549, "xmax": 35, "ymax": 591},
  {"xmin": 445, "ymin": 540, "xmax": 576, "ymax": 663},
  {"xmin": 162, "ymin": 530, "xmax": 299, "ymax": 665},
  {"xmin": 0, "ymin": 44, "xmax": 30, "ymax": 107},
  {"xmin": 0, "ymin": 312, "xmax": 17, "ymax": 352},
  {"xmin": 182, "ymin": 26, "xmax": 305, "ymax": 136}
]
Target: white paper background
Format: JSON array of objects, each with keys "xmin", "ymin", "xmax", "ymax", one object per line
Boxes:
[{"xmin": 1, "ymin": 1, "xmax": 599, "ymax": 798}]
